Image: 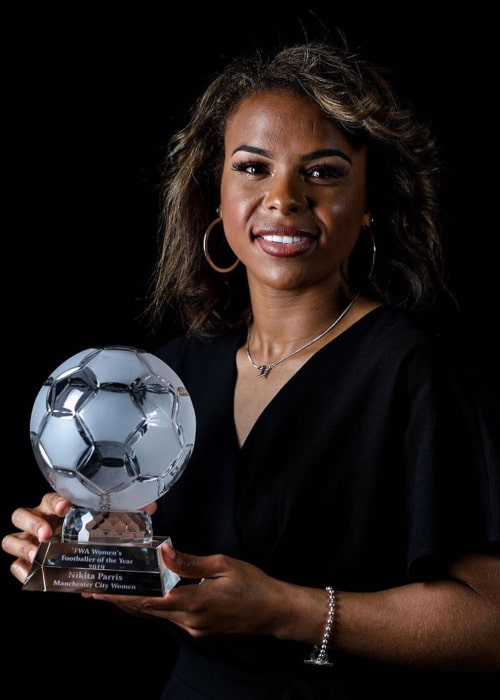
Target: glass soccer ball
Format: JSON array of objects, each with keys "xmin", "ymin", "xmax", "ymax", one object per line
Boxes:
[{"xmin": 30, "ymin": 346, "xmax": 196, "ymax": 512}]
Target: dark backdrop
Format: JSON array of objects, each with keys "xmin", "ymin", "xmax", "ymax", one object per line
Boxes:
[{"xmin": 4, "ymin": 8, "xmax": 497, "ymax": 696}]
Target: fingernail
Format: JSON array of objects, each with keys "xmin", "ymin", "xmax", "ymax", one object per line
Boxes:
[{"xmin": 162, "ymin": 542, "xmax": 176, "ymax": 560}]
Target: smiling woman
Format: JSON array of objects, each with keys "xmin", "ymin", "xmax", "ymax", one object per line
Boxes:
[
  {"xmin": 4, "ymin": 31, "xmax": 499, "ymax": 700},
  {"xmin": 220, "ymin": 92, "xmax": 369, "ymax": 292},
  {"xmin": 219, "ymin": 91, "xmax": 371, "ymax": 398}
]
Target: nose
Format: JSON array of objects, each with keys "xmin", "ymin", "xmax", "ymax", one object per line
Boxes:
[{"xmin": 263, "ymin": 172, "xmax": 308, "ymax": 214}]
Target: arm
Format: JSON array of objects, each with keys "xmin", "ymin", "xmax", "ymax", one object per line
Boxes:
[
  {"xmin": 322, "ymin": 552, "xmax": 500, "ymax": 670},
  {"xmin": 83, "ymin": 543, "xmax": 500, "ymax": 672},
  {"xmin": 4, "ymin": 498, "xmax": 499, "ymax": 670}
]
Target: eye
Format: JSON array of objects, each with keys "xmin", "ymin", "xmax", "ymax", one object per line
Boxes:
[
  {"xmin": 305, "ymin": 163, "xmax": 349, "ymax": 182},
  {"xmin": 231, "ymin": 160, "xmax": 269, "ymax": 176}
]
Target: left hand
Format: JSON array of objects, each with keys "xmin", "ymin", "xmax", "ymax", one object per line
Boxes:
[{"xmin": 82, "ymin": 542, "xmax": 292, "ymax": 638}]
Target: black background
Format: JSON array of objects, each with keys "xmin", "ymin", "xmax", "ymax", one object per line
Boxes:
[{"xmin": 3, "ymin": 8, "xmax": 497, "ymax": 695}]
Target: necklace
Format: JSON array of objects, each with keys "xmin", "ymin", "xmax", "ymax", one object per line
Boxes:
[{"xmin": 246, "ymin": 293, "xmax": 360, "ymax": 379}]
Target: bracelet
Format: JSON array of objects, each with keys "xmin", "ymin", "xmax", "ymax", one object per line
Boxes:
[{"xmin": 304, "ymin": 586, "xmax": 335, "ymax": 667}]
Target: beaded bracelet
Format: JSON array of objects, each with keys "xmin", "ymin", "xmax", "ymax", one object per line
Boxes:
[{"xmin": 304, "ymin": 586, "xmax": 335, "ymax": 666}]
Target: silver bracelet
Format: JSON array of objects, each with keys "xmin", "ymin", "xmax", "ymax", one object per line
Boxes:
[{"xmin": 304, "ymin": 586, "xmax": 335, "ymax": 667}]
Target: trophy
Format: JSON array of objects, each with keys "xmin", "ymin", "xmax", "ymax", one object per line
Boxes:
[{"xmin": 23, "ymin": 345, "xmax": 196, "ymax": 597}]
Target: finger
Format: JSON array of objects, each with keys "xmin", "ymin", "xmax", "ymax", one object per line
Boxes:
[
  {"xmin": 39, "ymin": 492, "xmax": 73, "ymax": 518},
  {"xmin": 139, "ymin": 501, "xmax": 158, "ymax": 516},
  {"xmin": 10, "ymin": 496, "xmax": 71, "ymax": 542},
  {"xmin": 2, "ymin": 531, "xmax": 38, "ymax": 563},
  {"xmin": 2, "ymin": 530, "xmax": 41, "ymax": 584},
  {"xmin": 80, "ymin": 592, "xmax": 174, "ymax": 622},
  {"xmin": 161, "ymin": 542, "xmax": 226, "ymax": 582},
  {"xmin": 10, "ymin": 556, "xmax": 33, "ymax": 584},
  {"xmin": 10, "ymin": 508, "xmax": 53, "ymax": 543},
  {"xmin": 81, "ymin": 592, "xmax": 145, "ymax": 608}
]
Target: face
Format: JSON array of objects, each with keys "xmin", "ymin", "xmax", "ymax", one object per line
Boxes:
[{"xmin": 219, "ymin": 90, "xmax": 370, "ymax": 292}]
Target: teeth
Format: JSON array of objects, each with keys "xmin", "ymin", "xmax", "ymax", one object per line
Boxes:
[{"xmin": 261, "ymin": 235, "xmax": 304, "ymax": 244}]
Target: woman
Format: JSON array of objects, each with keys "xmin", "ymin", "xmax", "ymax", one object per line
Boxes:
[{"xmin": 4, "ymin": 41, "xmax": 499, "ymax": 697}]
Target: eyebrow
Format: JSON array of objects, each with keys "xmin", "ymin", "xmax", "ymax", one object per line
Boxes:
[{"xmin": 231, "ymin": 145, "xmax": 352, "ymax": 164}]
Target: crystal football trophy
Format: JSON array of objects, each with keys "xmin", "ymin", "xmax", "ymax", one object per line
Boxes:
[{"xmin": 23, "ymin": 346, "xmax": 196, "ymax": 597}]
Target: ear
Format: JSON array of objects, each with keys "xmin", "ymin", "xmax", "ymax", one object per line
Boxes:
[{"xmin": 362, "ymin": 212, "xmax": 372, "ymax": 228}]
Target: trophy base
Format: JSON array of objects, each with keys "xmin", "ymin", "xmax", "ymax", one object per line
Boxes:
[
  {"xmin": 23, "ymin": 537, "xmax": 179, "ymax": 596},
  {"xmin": 22, "ymin": 508, "xmax": 180, "ymax": 596}
]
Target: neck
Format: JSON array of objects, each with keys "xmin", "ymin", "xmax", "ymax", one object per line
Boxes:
[
  {"xmin": 246, "ymin": 292, "xmax": 360, "ymax": 379},
  {"xmin": 247, "ymin": 285, "xmax": 354, "ymax": 350}
]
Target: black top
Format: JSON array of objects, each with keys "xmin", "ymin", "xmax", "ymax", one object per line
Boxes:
[{"xmin": 153, "ymin": 306, "xmax": 499, "ymax": 698}]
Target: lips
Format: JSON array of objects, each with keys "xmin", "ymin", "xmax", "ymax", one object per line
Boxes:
[{"xmin": 254, "ymin": 229, "xmax": 317, "ymax": 257}]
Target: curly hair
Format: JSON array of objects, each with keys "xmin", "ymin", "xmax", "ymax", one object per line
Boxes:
[{"xmin": 145, "ymin": 41, "xmax": 446, "ymax": 336}]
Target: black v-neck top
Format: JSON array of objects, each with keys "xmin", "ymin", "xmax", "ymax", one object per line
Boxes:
[{"xmin": 153, "ymin": 305, "xmax": 499, "ymax": 694}]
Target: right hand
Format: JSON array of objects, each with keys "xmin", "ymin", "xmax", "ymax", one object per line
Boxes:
[
  {"xmin": 2, "ymin": 495, "xmax": 159, "ymax": 584},
  {"xmin": 1, "ymin": 492, "xmax": 71, "ymax": 583}
]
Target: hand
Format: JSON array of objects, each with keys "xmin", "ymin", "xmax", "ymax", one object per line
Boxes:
[
  {"xmin": 1, "ymin": 492, "xmax": 71, "ymax": 583},
  {"xmin": 84, "ymin": 542, "xmax": 293, "ymax": 639},
  {"xmin": 2, "ymin": 496, "xmax": 159, "ymax": 585}
]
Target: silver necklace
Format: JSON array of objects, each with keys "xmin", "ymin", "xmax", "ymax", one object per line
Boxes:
[{"xmin": 246, "ymin": 293, "xmax": 360, "ymax": 379}]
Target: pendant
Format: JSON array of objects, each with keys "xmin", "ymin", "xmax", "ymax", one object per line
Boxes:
[{"xmin": 256, "ymin": 365, "xmax": 272, "ymax": 379}]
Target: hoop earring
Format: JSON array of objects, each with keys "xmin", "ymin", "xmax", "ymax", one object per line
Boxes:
[
  {"xmin": 341, "ymin": 224, "xmax": 377, "ymax": 288},
  {"xmin": 202, "ymin": 217, "xmax": 240, "ymax": 273},
  {"xmin": 366, "ymin": 226, "xmax": 376, "ymax": 280}
]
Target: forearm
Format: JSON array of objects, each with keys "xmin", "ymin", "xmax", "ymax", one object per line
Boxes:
[
  {"xmin": 278, "ymin": 568, "xmax": 500, "ymax": 671},
  {"xmin": 332, "ymin": 580, "xmax": 499, "ymax": 670},
  {"xmin": 75, "ymin": 545, "xmax": 499, "ymax": 672}
]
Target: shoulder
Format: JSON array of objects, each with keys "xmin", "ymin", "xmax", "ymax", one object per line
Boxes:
[
  {"xmin": 348, "ymin": 304, "xmax": 434, "ymax": 356},
  {"xmin": 342, "ymin": 305, "xmax": 469, "ymax": 400},
  {"xmin": 155, "ymin": 330, "xmax": 242, "ymax": 356},
  {"xmin": 154, "ymin": 330, "xmax": 244, "ymax": 377}
]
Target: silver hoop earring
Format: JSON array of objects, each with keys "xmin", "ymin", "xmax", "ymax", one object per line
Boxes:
[
  {"xmin": 341, "ymin": 224, "xmax": 377, "ymax": 288},
  {"xmin": 366, "ymin": 226, "xmax": 376, "ymax": 280},
  {"xmin": 202, "ymin": 217, "xmax": 240, "ymax": 273}
]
